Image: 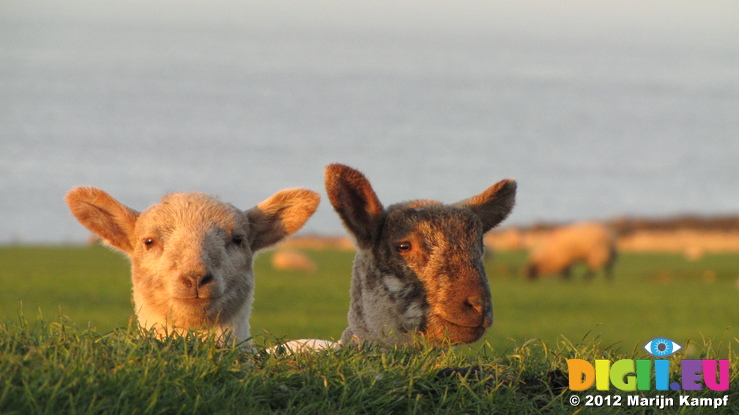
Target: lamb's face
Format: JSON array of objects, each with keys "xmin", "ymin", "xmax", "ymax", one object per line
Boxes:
[
  {"xmin": 373, "ymin": 202, "xmax": 493, "ymax": 345},
  {"xmin": 325, "ymin": 163, "xmax": 514, "ymax": 347},
  {"xmin": 66, "ymin": 186, "xmax": 320, "ymax": 342},
  {"xmin": 130, "ymin": 193, "xmax": 253, "ymax": 329}
]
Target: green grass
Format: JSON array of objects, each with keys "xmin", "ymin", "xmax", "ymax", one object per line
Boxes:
[
  {"xmin": 483, "ymin": 251, "xmax": 739, "ymax": 355},
  {"xmin": 1, "ymin": 245, "xmax": 738, "ymax": 413},
  {"xmin": 1, "ymin": 316, "xmax": 737, "ymax": 414},
  {"xmin": 5, "ymin": 245, "xmax": 734, "ymax": 354},
  {"xmin": 0, "ymin": 246, "xmax": 132, "ymax": 327}
]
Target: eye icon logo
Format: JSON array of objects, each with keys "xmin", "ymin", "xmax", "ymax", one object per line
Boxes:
[{"xmin": 644, "ymin": 338, "xmax": 682, "ymax": 357}]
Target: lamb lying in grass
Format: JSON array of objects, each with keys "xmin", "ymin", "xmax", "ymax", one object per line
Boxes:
[
  {"xmin": 65, "ymin": 187, "xmax": 319, "ymax": 343},
  {"xmin": 526, "ymin": 222, "xmax": 617, "ymax": 280},
  {"xmin": 271, "ymin": 248, "xmax": 317, "ymax": 273},
  {"xmin": 273, "ymin": 163, "xmax": 516, "ymax": 352}
]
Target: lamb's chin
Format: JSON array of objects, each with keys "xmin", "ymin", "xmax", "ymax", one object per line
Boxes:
[
  {"xmin": 169, "ymin": 298, "xmax": 224, "ymax": 326},
  {"xmin": 424, "ymin": 315, "xmax": 488, "ymax": 345}
]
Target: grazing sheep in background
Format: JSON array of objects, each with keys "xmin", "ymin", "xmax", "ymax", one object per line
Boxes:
[
  {"xmin": 271, "ymin": 164, "xmax": 516, "ymax": 352},
  {"xmin": 525, "ymin": 222, "xmax": 617, "ymax": 280},
  {"xmin": 65, "ymin": 187, "xmax": 319, "ymax": 343},
  {"xmin": 271, "ymin": 248, "xmax": 317, "ymax": 273}
]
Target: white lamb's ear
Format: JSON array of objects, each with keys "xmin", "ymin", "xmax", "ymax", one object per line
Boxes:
[
  {"xmin": 246, "ymin": 188, "xmax": 320, "ymax": 252},
  {"xmin": 455, "ymin": 179, "xmax": 517, "ymax": 232},
  {"xmin": 324, "ymin": 163, "xmax": 384, "ymax": 249},
  {"xmin": 64, "ymin": 187, "xmax": 140, "ymax": 253}
]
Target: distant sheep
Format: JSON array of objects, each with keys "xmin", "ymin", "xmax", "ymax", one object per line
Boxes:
[
  {"xmin": 271, "ymin": 249, "xmax": 317, "ymax": 273},
  {"xmin": 526, "ymin": 222, "xmax": 617, "ymax": 280},
  {"xmin": 65, "ymin": 187, "xmax": 319, "ymax": 343}
]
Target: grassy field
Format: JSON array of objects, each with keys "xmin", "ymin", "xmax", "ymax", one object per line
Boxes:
[
  {"xmin": 1, "ymin": 245, "xmax": 738, "ymax": 413},
  {"xmin": 2, "ymin": 245, "xmax": 737, "ymax": 354}
]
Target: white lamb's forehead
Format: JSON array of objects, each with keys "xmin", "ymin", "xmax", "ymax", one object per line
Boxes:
[{"xmin": 138, "ymin": 194, "xmax": 246, "ymax": 234}]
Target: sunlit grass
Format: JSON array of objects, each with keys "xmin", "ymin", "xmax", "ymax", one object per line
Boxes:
[
  {"xmin": 1, "ymin": 246, "xmax": 737, "ymax": 355},
  {"xmin": 1, "ymin": 315, "xmax": 736, "ymax": 414}
]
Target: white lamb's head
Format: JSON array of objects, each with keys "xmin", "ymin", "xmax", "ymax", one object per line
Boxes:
[
  {"xmin": 325, "ymin": 163, "xmax": 516, "ymax": 346},
  {"xmin": 65, "ymin": 187, "xmax": 320, "ymax": 342}
]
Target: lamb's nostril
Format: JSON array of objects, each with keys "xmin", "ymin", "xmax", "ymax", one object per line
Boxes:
[
  {"xmin": 180, "ymin": 272, "xmax": 213, "ymax": 289},
  {"xmin": 465, "ymin": 296, "xmax": 485, "ymax": 314},
  {"xmin": 199, "ymin": 273, "xmax": 214, "ymax": 287},
  {"xmin": 180, "ymin": 276, "xmax": 194, "ymax": 288}
]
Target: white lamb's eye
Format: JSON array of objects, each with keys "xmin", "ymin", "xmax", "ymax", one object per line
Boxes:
[
  {"xmin": 143, "ymin": 238, "xmax": 155, "ymax": 247},
  {"xmin": 643, "ymin": 338, "xmax": 682, "ymax": 357}
]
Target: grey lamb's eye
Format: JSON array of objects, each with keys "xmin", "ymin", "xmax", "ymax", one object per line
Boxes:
[
  {"xmin": 395, "ymin": 241, "xmax": 411, "ymax": 253},
  {"xmin": 232, "ymin": 235, "xmax": 245, "ymax": 246}
]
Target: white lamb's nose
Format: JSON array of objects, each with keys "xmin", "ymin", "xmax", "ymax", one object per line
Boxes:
[{"xmin": 180, "ymin": 272, "xmax": 214, "ymax": 288}]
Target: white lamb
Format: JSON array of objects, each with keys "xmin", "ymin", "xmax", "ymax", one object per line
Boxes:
[{"xmin": 65, "ymin": 187, "xmax": 319, "ymax": 343}]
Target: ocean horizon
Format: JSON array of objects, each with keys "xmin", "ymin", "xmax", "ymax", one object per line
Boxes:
[{"xmin": 2, "ymin": 0, "xmax": 738, "ymax": 244}]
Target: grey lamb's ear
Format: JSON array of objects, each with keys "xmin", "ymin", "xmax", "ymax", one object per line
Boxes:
[
  {"xmin": 455, "ymin": 179, "xmax": 517, "ymax": 232},
  {"xmin": 64, "ymin": 187, "xmax": 140, "ymax": 253},
  {"xmin": 325, "ymin": 163, "xmax": 384, "ymax": 249}
]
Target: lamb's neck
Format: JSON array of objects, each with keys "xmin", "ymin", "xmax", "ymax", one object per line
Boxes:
[{"xmin": 341, "ymin": 249, "xmax": 414, "ymax": 346}]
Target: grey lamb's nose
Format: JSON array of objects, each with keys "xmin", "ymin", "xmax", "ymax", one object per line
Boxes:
[
  {"xmin": 465, "ymin": 295, "xmax": 485, "ymax": 314},
  {"xmin": 466, "ymin": 295, "xmax": 493, "ymax": 327}
]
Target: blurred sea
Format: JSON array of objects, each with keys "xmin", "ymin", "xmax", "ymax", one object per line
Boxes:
[{"xmin": 1, "ymin": 1, "xmax": 738, "ymax": 244}]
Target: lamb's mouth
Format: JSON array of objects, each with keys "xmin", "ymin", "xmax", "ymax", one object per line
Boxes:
[
  {"xmin": 440, "ymin": 318, "xmax": 487, "ymax": 334},
  {"xmin": 175, "ymin": 296, "xmax": 221, "ymax": 304},
  {"xmin": 425, "ymin": 315, "xmax": 489, "ymax": 344}
]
